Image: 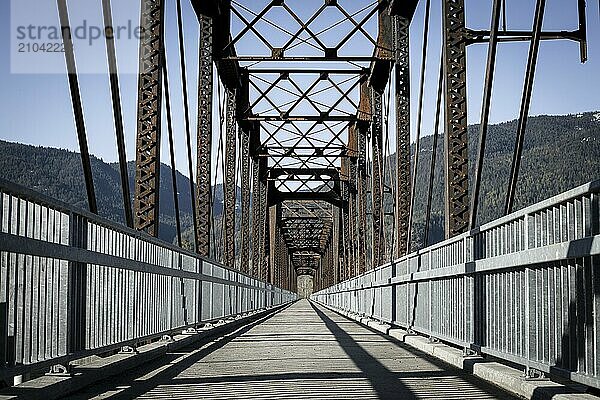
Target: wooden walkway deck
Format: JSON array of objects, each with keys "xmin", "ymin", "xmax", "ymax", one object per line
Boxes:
[{"xmin": 68, "ymin": 300, "xmax": 516, "ymax": 399}]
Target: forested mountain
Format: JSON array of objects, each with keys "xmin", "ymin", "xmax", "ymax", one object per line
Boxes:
[
  {"xmin": 400, "ymin": 111, "xmax": 600, "ymax": 248},
  {"xmin": 0, "ymin": 111, "xmax": 598, "ymax": 249},
  {"xmin": 0, "ymin": 140, "xmax": 233, "ymax": 245}
]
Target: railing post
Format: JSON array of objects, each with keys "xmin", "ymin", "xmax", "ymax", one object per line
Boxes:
[
  {"xmin": 67, "ymin": 212, "xmax": 87, "ymax": 354},
  {"xmin": 524, "ymin": 213, "xmax": 530, "ymax": 250},
  {"xmin": 591, "ymin": 192, "xmax": 599, "ymax": 235}
]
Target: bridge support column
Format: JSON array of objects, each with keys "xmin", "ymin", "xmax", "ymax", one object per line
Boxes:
[
  {"xmin": 371, "ymin": 88, "xmax": 385, "ymax": 269},
  {"xmin": 223, "ymin": 87, "xmax": 237, "ymax": 268},
  {"xmin": 333, "ymin": 207, "xmax": 341, "ymax": 283},
  {"xmin": 442, "ymin": 0, "xmax": 469, "ymax": 238},
  {"xmin": 133, "ymin": 0, "xmax": 166, "ymax": 237},
  {"xmin": 268, "ymin": 205, "xmax": 278, "ymax": 284},
  {"xmin": 252, "ymin": 157, "xmax": 268, "ymax": 280},
  {"xmin": 196, "ymin": 14, "xmax": 214, "ymax": 256},
  {"xmin": 356, "ymin": 121, "xmax": 369, "ymax": 274},
  {"xmin": 394, "ymin": 14, "xmax": 411, "ymax": 257},
  {"xmin": 239, "ymin": 122, "xmax": 252, "ymax": 274},
  {"xmin": 346, "ymin": 124, "xmax": 359, "ymax": 278},
  {"xmin": 348, "ymin": 160, "xmax": 358, "ymax": 278},
  {"xmin": 341, "ymin": 158, "xmax": 352, "ymax": 279}
]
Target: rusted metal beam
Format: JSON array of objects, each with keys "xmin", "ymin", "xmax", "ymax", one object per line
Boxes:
[
  {"xmin": 394, "ymin": 14, "xmax": 411, "ymax": 258},
  {"xmin": 442, "ymin": 0, "xmax": 469, "ymax": 238},
  {"xmin": 369, "ymin": 0, "xmax": 395, "ymax": 92},
  {"xmin": 133, "ymin": 0, "xmax": 165, "ymax": 236},
  {"xmin": 196, "ymin": 14, "xmax": 213, "ymax": 256},
  {"xmin": 371, "ymin": 88, "xmax": 384, "ymax": 269},
  {"xmin": 223, "ymin": 88, "xmax": 237, "ymax": 268},
  {"xmin": 239, "ymin": 123, "xmax": 251, "ymax": 274}
]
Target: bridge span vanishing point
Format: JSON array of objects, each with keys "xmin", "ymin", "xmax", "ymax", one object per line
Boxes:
[{"xmin": 0, "ymin": 0, "xmax": 599, "ymax": 399}]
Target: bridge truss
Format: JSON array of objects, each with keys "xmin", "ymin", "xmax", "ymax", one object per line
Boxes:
[{"xmin": 58, "ymin": 0, "xmax": 589, "ymax": 293}]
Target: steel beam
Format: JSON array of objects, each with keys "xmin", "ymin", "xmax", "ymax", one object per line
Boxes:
[
  {"xmin": 252, "ymin": 157, "xmax": 268, "ymax": 280},
  {"xmin": 505, "ymin": 0, "xmax": 547, "ymax": 215},
  {"xmin": 347, "ymin": 125, "xmax": 358, "ymax": 277},
  {"xmin": 260, "ymin": 160, "xmax": 269, "ymax": 282},
  {"xmin": 470, "ymin": 0, "xmax": 502, "ymax": 229},
  {"xmin": 251, "ymin": 157, "xmax": 261, "ymax": 278},
  {"xmin": 332, "ymin": 206, "xmax": 340, "ymax": 283},
  {"xmin": 133, "ymin": 0, "xmax": 165, "ymax": 236},
  {"xmin": 58, "ymin": 0, "xmax": 97, "ymax": 216},
  {"xmin": 239, "ymin": 124, "xmax": 251, "ymax": 274},
  {"xmin": 371, "ymin": 89, "xmax": 384, "ymax": 269},
  {"xmin": 101, "ymin": 0, "xmax": 132, "ymax": 227},
  {"xmin": 268, "ymin": 205, "xmax": 278, "ymax": 284},
  {"xmin": 196, "ymin": 14, "xmax": 213, "ymax": 256},
  {"xmin": 394, "ymin": 15, "xmax": 411, "ymax": 257},
  {"xmin": 356, "ymin": 122, "xmax": 368, "ymax": 274},
  {"xmin": 341, "ymin": 158, "xmax": 352, "ymax": 280},
  {"xmin": 223, "ymin": 88, "xmax": 237, "ymax": 268},
  {"xmin": 442, "ymin": 0, "xmax": 469, "ymax": 238}
]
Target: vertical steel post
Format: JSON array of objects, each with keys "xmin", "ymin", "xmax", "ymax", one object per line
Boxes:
[
  {"xmin": 268, "ymin": 205, "xmax": 278, "ymax": 284},
  {"xmin": 196, "ymin": 15, "xmax": 213, "ymax": 256},
  {"xmin": 239, "ymin": 125, "xmax": 251, "ymax": 274},
  {"xmin": 260, "ymin": 161, "xmax": 270, "ymax": 281},
  {"xmin": 347, "ymin": 145, "xmax": 358, "ymax": 277},
  {"xmin": 371, "ymin": 88, "xmax": 384, "ymax": 268},
  {"xmin": 442, "ymin": 0, "xmax": 469, "ymax": 238},
  {"xmin": 394, "ymin": 15, "xmax": 411, "ymax": 258},
  {"xmin": 333, "ymin": 207, "xmax": 341, "ymax": 283},
  {"xmin": 251, "ymin": 157, "xmax": 262, "ymax": 278},
  {"xmin": 356, "ymin": 122, "xmax": 368, "ymax": 274},
  {"xmin": 133, "ymin": 0, "xmax": 165, "ymax": 236},
  {"xmin": 347, "ymin": 124, "xmax": 358, "ymax": 278},
  {"xmin": 223, "ymin": 88, "xmax": 237, "ymax": 268},
  {"xmin": 341, "ymin": 158, "xmax": 352, "ymax": 279},
  {"xmin": 252, "ymin": 157, "xmax": 268, "ymax": 280},
  {"xmin": 67, "ymin": 214, "xmax": 87, "ymax": 353}
]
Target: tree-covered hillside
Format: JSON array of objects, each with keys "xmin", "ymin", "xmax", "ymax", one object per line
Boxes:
[
  {"xmin": 399, "ymin": 111, "xmax": 600, "ymax": 248},
  {"xmin": 0, "ymin": 111, "xmax": 598, "ymax": 249}
]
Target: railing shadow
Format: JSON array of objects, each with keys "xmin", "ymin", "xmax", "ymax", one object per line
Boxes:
[
  {"xmin": 533, "ymin": 234, "xmax": 599, "ymax": 398},
  {"xmin": 309, "ymin": 301, "xmax": 414, "ymax": 399},
  {"xmin": 308, "ymin": 301, "xmax": 511, "ymax": 399},
  {"xmin": 0, "ymin": 308, "xmax": 284, "ymax": 399}
]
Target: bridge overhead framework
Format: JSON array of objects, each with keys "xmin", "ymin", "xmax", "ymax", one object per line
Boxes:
[{"xmin": 0, "ymin": 0, "xmax": 598, "ymax": 398}]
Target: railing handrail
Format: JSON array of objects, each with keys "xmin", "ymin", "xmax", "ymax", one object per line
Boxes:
[
  {"xmin": 373, "ymin": 179, "xmax": 600, "ymax": 270},
  {"xmin": 475, "ymin": 179, "xmax": 600, "ymax": 232},
  {"xmin": 0, "ymin": 177, "xmax": 296, "ymax": 380},
  {"xmin": 0, "ymin": 177, "xmax": 261, "ymax": 283},
  {"xmin": 313, "ymin": 179, "xmax": 600, "ymax": 390}
]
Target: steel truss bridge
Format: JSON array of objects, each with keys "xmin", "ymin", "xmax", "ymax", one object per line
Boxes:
[{"xmin": 0, "ymin": 0, "xmax": 599, "ymax": 398}]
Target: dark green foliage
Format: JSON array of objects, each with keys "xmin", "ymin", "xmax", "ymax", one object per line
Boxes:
[
  {"xmin": 0, "ymin": 140, "xmax": 232, "ymax": 245},
  {"xmin": 388, "ymin": 111, "xmax": 600, "ymax": 249}
]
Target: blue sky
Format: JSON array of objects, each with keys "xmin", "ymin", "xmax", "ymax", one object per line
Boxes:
[{"xmin": 0, "ymin": 0, "xmax": 598, "ymax": 179}]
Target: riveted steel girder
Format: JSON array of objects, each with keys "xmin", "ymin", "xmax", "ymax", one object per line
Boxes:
[
  {"xmin": 223, "ymin": 88, "xmax": 237, "ymax": 268},
  {"xmin": 394, "ymin": 15, "xmax": 411, "ymax": 258},
  {"xmin": 196, "ymin": 14, "xmax": 213, "ymax": 256},
  {"xmin": 442, "ymin": 0, "xmax": 469, "ymax": 238},
  {"xmin": 133, "ymin": 0, "xmax": 165, "ymax": 236},
  {"xmin": 371, "ymin": 89, "xmax": 384, "ymax": 269},
  {"xmin": 252, "ymin": 157, "xmax": 268, "ymax": 280},
  {"xmin": 239, "ymin": 123, "xmax": 252, "ymax": 274},
  {"xmin": 356, "ymin": 121, "xmax": 368, "ymax": 274}
]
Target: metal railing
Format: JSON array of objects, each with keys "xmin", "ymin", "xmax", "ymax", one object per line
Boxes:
[
  {"xmin": 0, "ymin": 178, "xmax": 296, "ymax": 379},
  {"xmin": 312, "ymin": 180, "xmax": 600, "ymax": 389}
]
